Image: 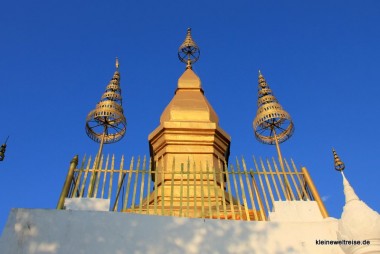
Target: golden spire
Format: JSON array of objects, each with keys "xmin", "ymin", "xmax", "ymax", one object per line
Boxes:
[
  {"xmin": 85, "ymin": 59, "xmax": 127, "ymax": 195},
  {"xmin": 178, "ymin": 28, "xmax": 200, "ymax": 69},
  {"xmin": 333, "ymin": 148, "xmax": 345, "ymax": 172},
  {"xmin": 253, "ymin": 71, "xmax": 294, "ymax": 179},
  {"xmin": 86, "ymin": 59, "xmax": 127, "ymax": 144},
  {"xmin": 85, "ymin": 59, "xmax": 127, "ymax": 196},
  {"xmin": 253, "ymin": 71, "xmax": 294, "ymax": 145}
]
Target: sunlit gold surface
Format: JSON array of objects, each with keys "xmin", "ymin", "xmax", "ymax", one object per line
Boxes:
[
  {"xmin": 148, "ymin": 29, "xmax": 231, "ymax": 213},
  {"xmin": 59, "ymin": 154, "xmax": 321, "ymax": 221},
  {"xmin": 333, "ymin": 148, "xmax": 345, "ymax": 171}
]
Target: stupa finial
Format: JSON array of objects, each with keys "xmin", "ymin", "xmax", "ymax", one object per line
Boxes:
[
  {"xmin": 253, "ymin": 71, "xmax": 294, "ymax": 186},
  {"xmin": 115, "ymin": 57, "xmax": 119, "ymax": 70},
  {"xmin": 85, "ymin": 59, "xmax": 127, "ymax": 196},
  {"xmin": 85, "ymin": 60, "xmax": 126, "ymax": 145},
  {"xmin": 178, "ymin": 28, "xmax": 200, "ymax": 69},
  {"xmin": 253, "ymin": 71, "xmax": 294, "ymax": 145},
  {"xmin": 332, "ymin": 148, "xmax": 345, "ymax": 172}
]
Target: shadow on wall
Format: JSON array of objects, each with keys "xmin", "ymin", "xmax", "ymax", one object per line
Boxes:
[{"xmin": 0, "ymin": 208, "xmax": 311, "ymax": 254}]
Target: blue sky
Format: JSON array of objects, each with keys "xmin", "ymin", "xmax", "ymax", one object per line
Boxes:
[{"xmin": 1, "ymin": 0, "xmax": 380, "ymax": 232}]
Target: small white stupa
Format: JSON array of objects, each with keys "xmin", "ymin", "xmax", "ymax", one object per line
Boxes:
[{"xmin": 333, "ymin": 149, "xmax": 380, "ymax": 254}]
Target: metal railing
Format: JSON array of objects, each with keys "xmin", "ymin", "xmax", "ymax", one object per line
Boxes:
[{"xmin": 57, "ymin": 155, "xmax": 328, "ymax": 220}]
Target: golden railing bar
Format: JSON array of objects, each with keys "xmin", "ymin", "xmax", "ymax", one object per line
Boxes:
[
  {"xmin": 284, "ymin": 159, "xmax": 301, "ymax": 200},
  {"xmin": 71, "ymin": 155, "xmax": 86, "ymax": 198},
  {"xmin": 139, "ymin": 156, "xmax": 147, "ymax": 213},
  {"xmin": 260, "ymin": 158, "xmax": 275, "ymax": 204},
  {"xmin": 131, "ymin": 156, "xmax": 141, "ymax": 212},
  {"xmin": 218, "ymin": 158, "xmax": 228, "ymax": 219},
  {"xmin": 267, "ymin": 158, "xmax": 283, "ymax": 200},
  {"xmin": 179, "ymin": 163, "xmax": 184, "ymax": 217},
  {"xmin": 253, "ymin": 156, "xmax": 269, "ymax": 221},
  {"xmin": 93, "ymin": 155, "xmax": 104, "ymax": 198},
  {"xmin": 273, "ymin": 157, "xmax": 294, "ymax": 200},
  {"xmin": 154, "ymin": 160, "xmax": 158, "ymax": 215},
  {"xmin": 302, "ymin": 167, "xmax": 329, "ymax": 218},
  {"xmin": 236, "ymin": 158, "xmax": 250, "ymax": 221},
  {"xmin": 200, "ymin": 162, "xmax": 205, "ymax": 219},
  {"xmin": 57, "ymin": 155, "xmax": 78, "ymax": 209},
  {"xmin": 230, "ymin": 164, "xmax": 243, "ymax": 220},
  {"xmin": 81, "ymin": 156, "xmax": 92, "ymax": 198},
  {"xmin": 87, "ymin": 156, "xmax": 98, "ymax": 198},
  {"xmin": 101, "ymin": 154, "xmax": 110, "ymax": 199},
  {"xmin": 193, "ymin": 161, "xmax": 197, "ymax": 218},
  {"xmin": 69, "ymin": 172, "xmax": 78, "ymax": 198},
  {"xmin": 242, "ymin": 158, "xmax": 256, "ymax": 220},
  {"xmin": 112, "ymin": 155, "xmax": 125, "ymax": 211},
  {"xmin": 170, "ymin": 157, "xmax": 175, "ymax": 216},
  {"xmin": 113, "ymin": 155, "xmax": 124, "ymax": 210},
  {"xmin": 146, "ymin": 157, "xmax": 152, "ymax": 215},
  {"xmin": 292, "ymin": 159, "xmax": 310, "ymax": 200},
  {"xmin": 212, "ymin": 166, "xmax": 221, "ymax": 220},
  {"xmin": 108, "ymin": 155, "xmax": 115, "ymax": 200},
  {"xmin": 160, "ymin": 156, "xmax": 165, "ymax": 216},
  {"xmin": 225, "ymin": 162, "xmax": 235, "ymax": 220},
  {"xmin": 206, "ymin": 162, "xmax": 212, "ymax": 219},
  {"xmin": 186, "ymin": 159, "xmax": 190, "ymax": 217},
  {"xmin": 251, "ymin": 171, "xmax": 267, "ymax": 221},
  {"xmin": 123, "ymin": 156, "xmax": 134, "ymax": 211}
]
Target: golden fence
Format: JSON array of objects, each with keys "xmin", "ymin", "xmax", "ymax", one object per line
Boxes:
[{"xmin": 57, "ymin": 155, "xmax": 328, "ymax": 221}]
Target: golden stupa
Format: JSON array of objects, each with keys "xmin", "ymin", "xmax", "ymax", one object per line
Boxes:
[{"xmin": 143, "ymin": 28, "xmax": 237, "ymax": 217}]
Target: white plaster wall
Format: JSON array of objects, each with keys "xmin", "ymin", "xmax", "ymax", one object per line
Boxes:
[
  {"xmin": 0, "ymin": 208, "xmax": 343, "ymax": 254},
  {"xmin": 269, "ymin": 201, "xmax": 324, "ymax": 222}
]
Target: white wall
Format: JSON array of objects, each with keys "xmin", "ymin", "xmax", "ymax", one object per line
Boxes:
[{"xmin": 0, "ymin": 208, "xmax": 343, "ymax": 254}]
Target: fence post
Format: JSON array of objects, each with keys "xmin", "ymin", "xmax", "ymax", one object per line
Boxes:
[
  {"xmin": 57, "ymin": 155, "xmax": 78, "ymax": 209},
  {"xmin": 301, "ymin": 167, "xmax": 329, "ymax": 218}
]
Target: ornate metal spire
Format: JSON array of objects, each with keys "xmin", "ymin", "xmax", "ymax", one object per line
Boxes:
[
  {"xmin": 85, "ymin": 58, "xmax": 127, "ymax": 145},
  {"xmin": 85, "ymin": 58, "xmax": 127, "ymax": 196},
  {"xmin": 253, "ymin": 71, "xmax": 294, "ymax": 186},
  {"xmin": 333, "ymin": 148, "xmax": 345, "ymax": 172},
  {"xmin": 253, "ymin": 71, "xmax": 294, "ymax": 145},
  {"xmin": 0, "ymin": 136, "xmax": 9, "ymax": 162},
  {"xmin": 178, "ymin": 28, "xmax": 200, "ymax": 69}
]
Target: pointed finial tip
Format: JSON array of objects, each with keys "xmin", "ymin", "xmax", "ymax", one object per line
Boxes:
[
  {"xmin": 258, "ymin": 70, "xmax": 262, "ymax": 75},
  {"xmin": 187, "ymin": 27, "xmax": 191, "ymax": 32},
  {"xmin": 115, "ymin": 57, "xmax": 119, "ymax": 70}
]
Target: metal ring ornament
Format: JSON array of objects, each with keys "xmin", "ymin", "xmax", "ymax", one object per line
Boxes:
[
  {"xmin": 333, "ymin": 149, "xmax": 345, "ymax": 171},
  {"xmin": 85, "ymin": 107, "xmax": 126, "ymax": 144},
  {"xmin": 178, "ymin": 28, "xmax": 200, "ymax": 65},
  {"xmin": 85, "ymin": 67, "xmax": 127, "ymax": 144}
]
